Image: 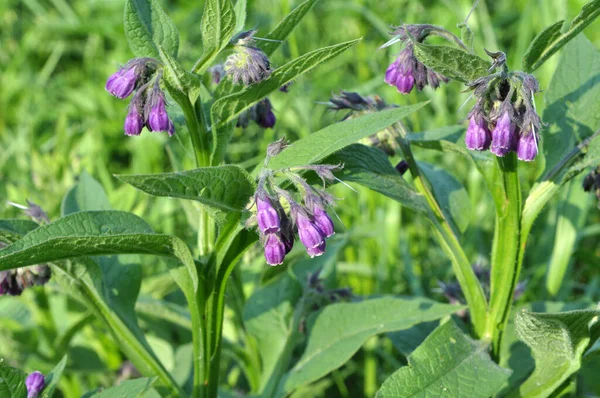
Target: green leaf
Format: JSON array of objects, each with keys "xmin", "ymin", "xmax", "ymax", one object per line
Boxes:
[
  {"xmin": 194, "ymin": 0, "xmax": 236, "ymax": 74},
  {"xmin": 413, "ymin": 43, "xmax": 489, "ymax": 83},
  {"xmin": 420, "ymin": 162, "xmax": 471, "ymax": 234},
  {"xmin": 259, "ymin": 0, "xmax": 320, "ymax": 56},
  {"xmin": 136, "ymin": 298, "xmax": 192, "ymax": 330},
  {"xmin": 0, "ymin": 211, "xmax": 197, "ymax": 292},
  {"xmin": 0, "ymin": 361, "xmax": 27, "ymax": 398},
  {"xmin": 83, "ymin": 377, "xmax": 156, "ymax": 397},
  {"xmin": 233, "ymin": 0, "xmax": 247, "ymax": 34},
  {"xmin": 325, "ymin": 144, "xmax": 428, "ymax": 214},
  {"xmin": 268, "ymin": 104, "xmax": 428, "ymax": 170},
  {"xmin": 512, "ymin": 309, "xmax": 600, "ymax": 398},
  {"xmin": 124, "ymin": 0, "xmax": 179, "ymax": 58},
  {"xmin": 116, "ymin": 165, "xmax": 254, "ymax": 212},
  {"xmin": 0, "ymin": 219, "xmax": 39, "ymax": 244},
  {"xmin": 377, "ymin": 320, "xmax": 511, "ymax": 398},
  {"xmin": 522, "ymin": 0, "xmax": 600, "ymax": 72},
  {"xmin": 543, "ymin": 34, "xmax": 600, "ymax": 174},
  {"xmin": 40, "ymin": 355, "xmax": 68, "ymax": 398},
  {"xmin": 158, "ymin": 47, "xmax": 202, "ymax": 104},
  {"xmin": 210, "ymin": 39, "xmax": 360, "ymax": 164},
  {"xmin": 283, "ymin": 297, "xmax": 466, "ymax": 393},
  {"xmin": 62, "ymin": 171, "xmax": 111, "ymax": 216}
]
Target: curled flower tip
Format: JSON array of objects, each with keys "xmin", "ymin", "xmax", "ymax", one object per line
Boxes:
[
  {"xmin": 516, "ymin": 127, "xmax": 538, "ymax": 162},
  {"xmin": 465, "ymin": 115, "xmax": 491, "ymax": 151},
  {"xmin": 267, "ymin": 137, "xmax": 289, "ymax": 157},
  {"xmin": 106, "ymin": 65, "xmax": 139, "ymax": 99},
  {"xmin": 255, "ymin": 99, "xmax": 276, "ymax": 128},
  {"xmin": 256, "ymin": 194, "xmax": 280, "ymax": 234},
  {"xmin": 293, "ymin": 207, "xmax": 326, "ymax": 257},
  {"xmin": 490, "ymin": 110, "xmax": 515, "ymax": 157},
  {"xmin": 124, "ymin": 102, "xmax": 144, "ymax": 136},
  {"xmin": 26, "ymin": 371, "xmax": 45, "ymax": 398},
  {"xmin": 264, "ymin": 233, "xmax": 286, "ymax": 266},
  {"xmin": 146, "ymin": 89, "xmax": 173, "ymax": 133}
]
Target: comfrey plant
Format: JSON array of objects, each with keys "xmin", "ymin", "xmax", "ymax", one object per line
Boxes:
[{"xmin": 1, "ymin": 0, "xmax": 600, "ymax": 397}]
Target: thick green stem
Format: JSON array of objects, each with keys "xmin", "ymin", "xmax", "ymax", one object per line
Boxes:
[
  {"xmin": 180, "ymin": 97, "xmax": 210, "ymax": 168},
  {"xmin": 486, "ymin": 154, "xmax": 522, "ymax": 357},
  {"xmin": 392, "ymin": 124, "xmax": 488, "ymax": 338}
]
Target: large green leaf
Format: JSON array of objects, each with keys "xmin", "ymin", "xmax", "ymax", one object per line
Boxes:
[
  {"xmin": 124, "ymin": 0, "xmax": 179, "ymax": 58},
  {"xmin": 210, "ymin": 39, "xmax": 360, "ymax": 164},
  {"xmin": 325, "ymin": 144, "xmax": 428, "ymax": 214},
  {"xmin": 377, "ymin": 320, "xmax": 511, "ymax": 398},
  {"xmin": 0, "ymin": 362, "xmax": 27, "ymax": 398},
  {"xmin": 268, "ymin": 104, "xmax": 428, "ymax": 170},
  {"xmin": 40, "ymin": 355, "xmax": 67, "ymax": 398},
  {"xmin": 158, "ymin": 47, "xmax": 202, "ymax": 104},
  {"xmin": 543, "ymin": 34, "xmax": 600, "ymax": 173},
  {"xmin": 413, "ymin": 43, "xmax": 490, "ymax": 83},
  {"xmin": 283, "ymin": 297, "xmax": 466, "ymax": 393},
  {"xmin": 522, "ymin": 0, "xmax": 600, "ymax": 72},
  {"xmin": 116, "ymin": 165, "xmax": 254, "ymax": 213},
  {"xmin": 511, "ymin": 309, "xmax": 600, "ymax": 398},
  {"xmin": 62, "ymin": 171, "xmax": 111, "ymax": 216},
  {"xmin": 83, "ymin": 377, "xmax": 156, "ymax": 397},
  {"xmin": 194, "ymin": 0, "xmax": 236, "ymax": 74}
]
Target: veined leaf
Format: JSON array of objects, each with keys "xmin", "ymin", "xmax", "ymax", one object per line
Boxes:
[
  {"xmin": 0, "ymin": 219, "xmax": 39, "ymax": 244},
  {"xmin": 83, "ymin": 377, "xmax": 156, "ymax": 397},
  {"xmin": 283, "ymin": 296, "xmax": 465, "ymax": 393},
  {"xmin": 268, "ymin": 103, "xmax": 428, "ymax": 170},
  {"xmin": 413, "ymin": 43, "xmax": 489, "ymax": 83},
  {"xmin": 523, "ymin": 0, "xmax": 600, "ymax": 72},
  {"xmin": 233, "ymin": 0, "xmax": 247, "ymax": 34},
  {"xmin": 116, "ymin": 165, "xmax": 254, "ymax": 212},
  {"xmin": 158, "ymin": 47, "xmax": 202, "ymax": 104},
  {"xmin": 512, "ymin": 309, "xmax": 600, "ymax": 398},
  {"xmin": 0, "ymin": 211, "xmax": 197, "ymax": 293},
  {"xmin": 325, "ymin": 144, "xmax": 428, "ymax": 214},
  {"xmin": 194, "ymin": 0, "xmax": 236, "ymax": 74},
  {"xmin": 0, "ymin": 362, "xmax": 27, "ymax": 398},
  {"xmin": 210, "ymin": 39, "xmax": 360, "ymax": 164},
  {"xmin": 124, "ymin": 0, "xmax": 179, "ymax": 58},
  {"xmin": 376, "ymin": 320, "xmax": 511, "ymax": 398}
]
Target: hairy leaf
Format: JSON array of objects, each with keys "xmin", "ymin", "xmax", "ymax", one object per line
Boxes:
[
  {"xmin": 377, "ymin": 320, "xmax": 511, "ymax": 398},
  {"xmin": 283, "ymin": 297, "xmax": 465, "ymax": 392},
  {"xmin": 210, "ymin": 39, "xmax": 360, "ymax": 164},
  {"xmin": 512, "ymin": 309, "xmax": 600, "ymax": 398},
  {"xmin": 268, "ymin": 103, "xmax": 428, "ymax": 170},
  {"xmin": 523, "ymin": 0, "xmax": 600, "ymax": 72},
  {"xmin": 0, "ymin": 362, "xmax": 27, "ymax": 398},
  {"xmin": 413, "ymin": 43, "xmax": 489, "ymax": 83},
  {"xmin": 326, "ymin": 144, "xmax": 428, "ymax": 214},
  {"xmin": 195, "ymin": 0, "xmax": 236, "ymax": 74},
  {"xmin": 116, "ymin": 165, "xmax": 254, "ymax": 212},
  {"xmin": 124, "ymin": 0, "xmax": 179, "ymax": 58},
  {"xmin": 158, "ymin": 47, "xmax": 202, "ymax": 103},
  {"xmin": 0, "ymin": 219, "xmax": 39, "ymax": 244}
]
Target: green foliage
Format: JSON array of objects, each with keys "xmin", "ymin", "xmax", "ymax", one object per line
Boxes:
[
  {"xmin": 0, "ymin": 361, "xmax": 27, "ymax": 398},
  {"xmin": 62, "ymin": 171, "xmax": 111, "ymax": 216},
  {"xmin": 523, "ymin": 0, "xmax": 600, "ymax": 72},
  {"xmin": 512, "ymin": 309, "xmax": 600, "ymax": 398},
  {"xmin": 124, "ymin": 0, "xmax": 179, "ymax": 58},
  {"xmin": 116, "ymin": 165, "xmax": 254, "ymax": 212},
  {"xmin": 377, "ymin": 320, "xmax": 511, "ymax": 398},
  {"xmin": 283, "ymin": 297, "xmax": 466, "ymax": 392},
  {"xmin": 413, "ymin": 43, "xmax": 489, "ymax": 83},
  {"xmin": 40, "ymin": 356, "xmax": 68, "ymax": 398},
  {"xmin": 195, "ymin": 0, "xmax": 237, "ymax": 74},
  {"xmin": 83, "ymin": 377, "xmax": 156, "ymax": 397}
]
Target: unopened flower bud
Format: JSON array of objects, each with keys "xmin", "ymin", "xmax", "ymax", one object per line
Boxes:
[
  {"xmin": 312, "ymin": 207, "xmax": 335, "ymax": 238},
  {"xmin": 255, "ymin": 99, "xmax": 276, "ymax": 129},
  {"xmin": 465, "ymin": 115, "xmax": 491, "ymax": 151},
  {"xmin": 490, "ymin": 111, "xmax": 515, "ymax": 157},
  {"xmin": 106, "ymin": 66, "xmax": 139, "ymax": 99},
  {"xmin": 147, "ymin": 90, "xmax": 172, "ymax": 133},
  {"xmin": 256, "ymin": 195, "xmax": 280, "ymax": 234},
  {"xmin": 264, "ymin": 233, "xmax": 286, "ymax": 266},
  {"xmin": 124, "ymin": 102, "xmax": 144, "ymax": 136},
  {"xmin": 385, "ymin": 47, "xmax": 415, "ymax": 94},
  {"xmin": 516, "ymin": 127, "xmax": 538, "ymax": 162},
  {"xmin": 294, "ymin": 209, "xmax": 326, "ymax": 257},
  {"xmin": 395, "ymin": 160, "xmax": 409, "ymax": 175},
  {"xmin": 26, "ymin": 371, "xmax": 45, "ymax": 398}
]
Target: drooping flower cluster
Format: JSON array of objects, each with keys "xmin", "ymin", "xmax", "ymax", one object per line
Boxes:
[
  {"xmin": 26, "ymin": 371, "xmax": 45, "ymax": 398},
  {"xmin": 250, "ymin": 143, "xmax": 340, "ymax": 265},
  {"xmin": 382, "ymin": 25, "xmax": 449, "ymax": 94},
  {"xmin": 464, "ymin": 67, "xmax": 543, "ymax": 161},
  {"xmin": 225, "ymin": 30, "xmax": 271, "ymax": 86},
  {"xmin": 105, "ymin": 58, "xmax": 175, "ymax": 137},
  {"xmin": 237, "ymin": 98, "xmax": 276, "ymax": 129},
  {"xmin": 583, "ymin": 166, "xmax": 600, "ymax": 207}
]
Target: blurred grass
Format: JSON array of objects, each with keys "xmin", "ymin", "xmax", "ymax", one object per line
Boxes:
[{"xmin": 0, "ymin": 0, "xmax": 599, "ymax": 395}]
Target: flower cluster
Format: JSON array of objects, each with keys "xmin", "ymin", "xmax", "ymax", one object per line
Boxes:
[
  {"xmin": 225, "ymin": 30, "xmax": 271, "ymax": 86},
  {"xmin": 583, "ymin": 166, "xmax": 600, "ymax": 207},
  {"xmin": 464, "ymin": 65, "xmax": 542, "ymax": 161},
  {"xmin": 237, "ymin": 98, "xmax": 276, "ymax": 129},
  {"xmin": 0, "ymin": 258, "xmax": 51, "ymax": 296},
  {"xmin": 383, "ymin": 25, "xmax": 448, "ymax": 94},
  {"xmin": 105, "ymin": 58, "xmax": 175, "ymax": 137},
  {"xmin": 26, "ymin": 371, "xmax": 45, "ymax": 398},
  {"xmin": 250, "ymin": 147, "xmax": 340, "ymax": 265}
]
